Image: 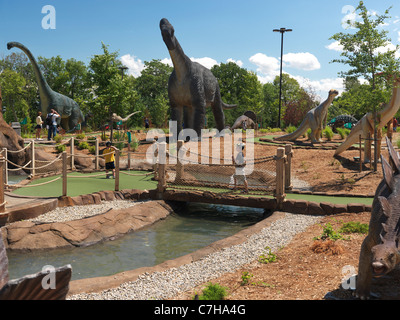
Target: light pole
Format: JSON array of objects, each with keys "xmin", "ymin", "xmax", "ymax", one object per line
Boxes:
[{"xmin": 273, "ymin": 27, "xmax": 292, "ymax": 128}]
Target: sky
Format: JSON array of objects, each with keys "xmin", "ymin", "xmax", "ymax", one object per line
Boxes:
[{"xmin": 0, "ymin": 0, "xmax": 400, "ymax": 99}]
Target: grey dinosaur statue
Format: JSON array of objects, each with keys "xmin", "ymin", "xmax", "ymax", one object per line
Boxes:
[
  {"xmin": 273, "ymin": 89, "xmax": 339, "ymax": 144},
  {"xmin": 231, "ymin": 115, "xmax": 256, "ymax": 130},
  {"xmin": 335, "ymin": 75, "xmax": 400, "ymax": 163},
  {"xmin": 160, "ymin": 18, "xmax": 236, "ymax": 138},
  {"xmin": 7, "ymin": 42, "xmax": 85, "ymax": 132},
  {"xmin": 355, "ymin": 137, "xmax": 400, "ymax": 299}
]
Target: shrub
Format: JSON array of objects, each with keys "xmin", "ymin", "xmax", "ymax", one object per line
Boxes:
[
  {"xmin": 78, "ymin": 141, "xmax": 89, "ymax": 150},
  {"xmin": 55, "ymin": 144, "xmax": 66, "ymax": 153},
  {"xmin": 258, "ymin": 246, "xmax": 277, "ymax": 264},
  {"xmin": 88, "ymin": 145, "xmax": 96, "ymax": 154},
  {"xmin": 195, "ymin": 283, "xmax": 228, "ymax": 300},
  {"xmin": 339, "ymin": 221, "xmax": 368, "ymax": 234},
  {"xmin": 76, "ymin": 133, "xmax": 86, "ymax": 140},
  {"xmin": 130, "ymin": 135, "xmax": 140, "ymax": 151},
  {"xmin": 336, "ymin": 127, "xmax": 347, "ymax": 139},
  {"xmin": 54, "ymin": 135, "xmax": 63, "ymax": 144},
  {"xmin": 324, "ymin": 127, "xmax": 334, "ymax": 141},
  {"xmin": 285, "ymin": 125, "xmax": 297, "ymax": 134}
]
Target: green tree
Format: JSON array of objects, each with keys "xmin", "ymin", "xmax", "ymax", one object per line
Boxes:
[
  {"xmin": 0, "ymin": 69, "xmax": 30, "ymax": 123},
  {"xmin": 330, "ymin": 0, "xmax": 399, "ymax": 105},
  {"xmin": 211, "ymin": 62, "xmax": 263, "ymax": 127},
  {"xmin": 135, "ymin": 59, "xmax": 172, "ymax": 128},
  {"xmin": 87, "ymin": 42, "xmax": 133, "ymax": 129}
]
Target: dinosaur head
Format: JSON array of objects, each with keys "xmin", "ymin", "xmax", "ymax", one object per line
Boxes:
[
  {"xmin": 371, "ymin": 241, "xmax": 399, "ymax": 277},
  {"xmin": 6, "ymin": 42, "xmax": 19, "ymax": 50},
  {"xmin": 329, "ymin": 89, "xmax": 339, "ymax": 97},
  {"xmin": 160, "ymin": 18, "xmax": 177, "ymax": 50}
]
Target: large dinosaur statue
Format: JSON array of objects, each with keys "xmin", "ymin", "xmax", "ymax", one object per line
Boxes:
[
  {"xmin": 335, "ymin": 75, "xmax": 400, "ymax": 163},
  {"xmin": 355, "ymin": 137, "xmax": 400, "ymax": 299},
  {"xmin": 273, "ymin": 89, "xmax": 339, "ymax": 144},
  {"xmin": 160, "ymin": 18, "xmax": 236, "ymax": 138},
  {"xmin": 7, "ymin": 42, "xmax": 85, "ymax": 133}
]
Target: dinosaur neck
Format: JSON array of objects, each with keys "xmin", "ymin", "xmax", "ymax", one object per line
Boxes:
[
  {"xmin": 169, "ymin": 40, "xmax": 191, "ymax": 82},
  {"xmin": 11, "ymin": 43, "xmax": 52, "ymax": 112},
  {"xmin": 319, "ymin": 94, "xmax": 335, "ymax": 112},
  {"xmin": 378, "ymin": 80, "xmax": 400, "ymax": 128}
]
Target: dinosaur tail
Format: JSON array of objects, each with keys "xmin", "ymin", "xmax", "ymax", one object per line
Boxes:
[
  {"xmin": 273, "ymin": 118, "xmax": 309, "ymax": 141},
  {"xmin": 334, "ymin": 119, "xmax": 364, "ymax": 156},
  {"xmin": 222, "ymin": 102, "xmax": 237, "ymax": 109}
]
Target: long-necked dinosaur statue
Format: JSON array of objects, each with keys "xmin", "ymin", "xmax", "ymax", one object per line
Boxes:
[
  {"xmin": 111, "ymin": 111, "xmax": 141, "ymax": 123},
  {"xmin": 355, "ymin": 137, "xmax": 400, "ymax": 299},
  {"xmin": 273, "ymin": 89, "xmax": 339, "ymax": 144},
  {"xmin": 7, "ymin": 42, "xmax": 85, "ymax": 132},
  {"xmin": 160, "ymin": 18, "xmax": 236, "ymax": 138},
  {"xmin": 335, "ymin": 75, "xmax": 400, "ymax": 163}
]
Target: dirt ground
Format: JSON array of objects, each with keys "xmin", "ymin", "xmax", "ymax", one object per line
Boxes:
[{"xmin": 158, "ymin": 130, "xmax": 399, "ymax": 300}]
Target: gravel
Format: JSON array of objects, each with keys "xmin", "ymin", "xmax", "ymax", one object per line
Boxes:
[
  {"xmin": 67, "ymin": 211, "xmax": 322, "ymax": 300},
  {"xmin": 26, "ymin": 200, "xmax": 138, "ymax": 223}
]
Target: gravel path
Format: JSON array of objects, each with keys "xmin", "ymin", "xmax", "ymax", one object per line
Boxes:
[
  {"xmin": 26, "ymin": 200, "xmax": 138, "ymax": 223},
  {"xmin": 67, "ymin": 211, "xmax": 322, "ymax": 300}
]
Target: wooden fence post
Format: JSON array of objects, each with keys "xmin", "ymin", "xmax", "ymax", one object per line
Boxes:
[
  {"xmin": 157, "ymin": 142, "xmax": 167, "ymax": 197},
  {"xmin": 95, "ymin": 137, "xmax": 99, "ymax": 171},
  {"xmin": 62, "ymin": 151, "xmax": 67, "ymax": 197},
  {"xmin": 30, "ymin": 140, "xmax": 35, "ymax": 177},
  {"xmin": 1, "ymin": 149, "xmax": 7, "ymax": 186},
  {"xmin": 284, "ymin": 144, "xmax": 292, "ymax": 191},
  {"xmin": 115, "ymin": 149, "xmax": 120, "ymax": 191},
  {"xmin": 127, "ymin": 141, "xmax": 131, "ymax": 171},
  {"xmin": 70, "ymin": 137, "xmax": 75, "ymax": 170},
  {"xmin": 275, "ymin": 147, "xmax": 286, "ymax": 209},
  {"xmin": 175, "ymin": 139, "xmax": 184, "ymax": 182},
  {"xmin": 0, "ymin": 156, "xmax": 5, "ymax": 213}
]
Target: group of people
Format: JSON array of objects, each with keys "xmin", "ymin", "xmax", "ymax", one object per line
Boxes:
[{"xmin": 35, "ymin": 109, "xmax": 60, "ymax": 141}]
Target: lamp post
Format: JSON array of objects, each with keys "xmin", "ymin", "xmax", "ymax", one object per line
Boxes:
[{"xmin": 273, "ymin": 27, "xmax": 292, "ymax": 128}]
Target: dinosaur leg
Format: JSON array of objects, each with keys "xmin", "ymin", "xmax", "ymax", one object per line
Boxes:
[
  {"xmin": 355, "ymin": 236, "xmax": 374, "ymax": 299},
  {"xmin": 170, "ymin": 104, "xmax": 183, "ymax": 141},
  {"xmin": 211, "ymin": 88, "xmax": 226, "ymax": 132}
]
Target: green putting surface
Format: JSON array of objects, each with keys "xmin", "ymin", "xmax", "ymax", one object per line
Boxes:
[
  {"xmin": 12, "ymin": 171, "xmax": 157, "ymax": 198},
  {"xmin": 12, "ymin": 170, "xmax": 373, "ymax": 206}
]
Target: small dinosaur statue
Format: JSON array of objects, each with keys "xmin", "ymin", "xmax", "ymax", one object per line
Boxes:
[
  {"xmin": 160, "ymin": 18, "xmax": 237, "ymax": 138},
  {"xmin": 273, "ymin": 89, "xmax": 339, "ymax": 144},
  {"xmin": 111, "ymin": 111, "xmax": 141, "ymax": 123},
  {"xmin": 231, "ymin": 115, "xmax": 256, "ymax": 130},
  {"xmin": 335, "ymin": 75, "xmax": 400, "ymax": 163},
  {"xmin": 7, "ymin": 42, "xmax": 85, "ymax": 133},
  {"xmin": 355, "ymin": 137, "xmax": 400, "ymax": 299}
]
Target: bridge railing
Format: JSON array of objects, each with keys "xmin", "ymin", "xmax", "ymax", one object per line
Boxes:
[{"xmin": 155, "ymin": 141, "xmax": 292, "ymax": 207}]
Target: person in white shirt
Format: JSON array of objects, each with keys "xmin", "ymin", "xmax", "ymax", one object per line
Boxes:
[{"xmin": 47, "ymin": 109, "xmax": 60, "ymax": 141}]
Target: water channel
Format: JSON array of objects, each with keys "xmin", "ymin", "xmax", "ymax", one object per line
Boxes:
[{"xmin": 7, "ymin": 203, "xmax": 266, "ymax": 281}]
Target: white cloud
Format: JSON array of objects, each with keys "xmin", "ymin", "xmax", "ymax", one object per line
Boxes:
[
  {"xmin": 249, "ymin": 53, "xmax": 280, "ymax": 83},
  {"xmin": 161, "ymin": 57, "xmax": 173, "ymax": 67},
  {"xmin": 326, "ymin": 41, "xmax": 344, "ymax": 52},
  {"xmin": 283, "ymin": 52, "xmax": 321, "ymax": 71},
  {"xmin": 120, "ymin": 54, "xmax": 145, "ymax": 78},
  {"xmin": 190, "ymin": 57, "xmax": 219, "ymax": 69},
  {"xmin": 226, "ymin": 58, "xmax": 243, "ymax": 67}
]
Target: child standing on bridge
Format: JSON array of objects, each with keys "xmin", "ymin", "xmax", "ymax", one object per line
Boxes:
[
  {"xmin": 103, "ymin": 141, "xmax": 118, "ymax": 179},
  {"xmin": 232, "ymin": 143, "xmax": 248, "ymax": 193}
]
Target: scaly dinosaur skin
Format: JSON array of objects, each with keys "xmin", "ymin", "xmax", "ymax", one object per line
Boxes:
[
  {"xmin": 160, "ymin": 18, "xmax": 236, "ymax": 138},
  {"xmin": 355, "ymin": 137, "xmax": 400, "ymax": 299},
  {"xmin": 273, "ymin": 89, "xmax": 338, "ymax": 144},
  {"xmin": 335, "ymin": 76, "xmax": 400, "ymax": 163},
  {"xmin": 7, "ymin": 42, "xmax": 84, "ymax": 133}
]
